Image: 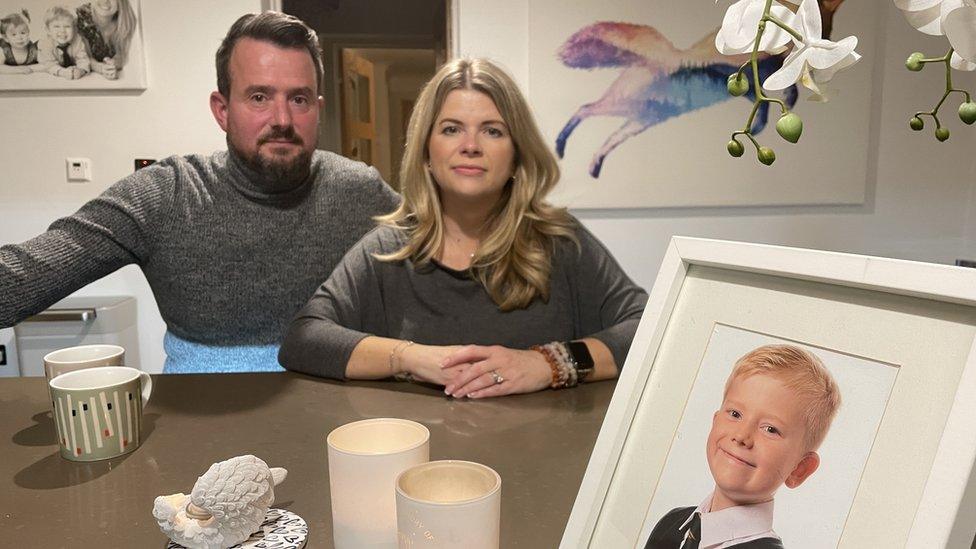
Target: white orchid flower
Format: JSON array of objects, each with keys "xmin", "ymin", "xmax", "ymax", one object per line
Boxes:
[
  {"xmin": 894, "ymin": 0, "xmax": 942, "ymax": 9},
  {"xmin": 715, "ymin": 0, "xmax": 799, "ymax": 55},
  {"xmin": 893, "ymin": 0, "xmax": 976, "ymax": 65},
  {"xmin": 900, "ymin": 2, "xmax": 945, "ymax": 35},
  {"xmin": 944, "ymin": 2, "xmax": 976, "ymax": 63},
  {"xmin": 951, "ymin": 51, "xmax": 976, "ymax": 70},
  {"xmin": 763, "ymin": 0, "xmax": 861, "ymax": 96},
  {"xmin": 894, "ymin": 0, "xmax": 976, "ymax": 36}
]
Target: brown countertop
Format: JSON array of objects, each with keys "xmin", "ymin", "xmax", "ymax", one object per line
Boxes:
[{"xmin": 0, "ymin": 372, "xmax": 614, "ymax": 547}]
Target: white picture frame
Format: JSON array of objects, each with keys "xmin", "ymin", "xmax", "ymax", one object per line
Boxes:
[{"xmin": 561, "ymin": 237, "xmax": 976, "ymax": 548}]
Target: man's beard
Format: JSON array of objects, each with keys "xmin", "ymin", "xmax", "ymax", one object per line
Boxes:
[{"xmin": 229, "ymin": 126, "xmax": 313, "ymax": 191}]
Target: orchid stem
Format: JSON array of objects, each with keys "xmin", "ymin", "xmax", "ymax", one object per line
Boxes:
[
  {"xmin": 944, "ymin": 48, "xmax": 954, "ymax": 91},
  {"xmin": 737, "ymin": 60, "xmax": 751, "ymax": 77},
  {"xmin": 915, "ymin": 48, "xmax": 974, "ymax": 126},
  {"xmin": 764, "ymin": 14, "xmax": 803, "ymax": 43},
  {"xmin": 766, "ymin": 97, "xmax": 787, "ymax": 114},
  {"xmin": 742, "ymin": 0, "xmax": 774, "ymax": 132},
  {"xmin": 743, "ymin": 100, "xmax": 762, "ymax": 132},
  {"xmin": 745, "ymin": 133, "xmax": 760, "ymax": 149},
  {"xmin": 728, "ymin": 0, "xmax": 795, "ymax": 161}
]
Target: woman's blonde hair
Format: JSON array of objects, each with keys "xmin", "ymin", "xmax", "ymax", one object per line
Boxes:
[
  {"xmin": 377, "ymin": 57, "xmax": 576, "ymax": 311},
  {"xmin": 90, "ymin": 0, "xmax": 136, "ymax": 67},
  {"xmin": 110, "ymin": 0, "xmax": 137, "ymax": 67}
]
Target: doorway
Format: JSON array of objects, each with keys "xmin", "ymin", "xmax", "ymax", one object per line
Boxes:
[
  {"xmin": 340, "ymin": 48, "xmax": 436, "ymax": 187},
  {"xmin": 283, "ymin": 0, "xmax": 448, "ymax": 188}
]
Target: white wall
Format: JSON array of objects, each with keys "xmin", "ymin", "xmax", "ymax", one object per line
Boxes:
[
  {"xmin": 4, "ymin": 1, "xmax": 975, "ymax": 374},
  {"xmin": 457, "ymin": 1, "xmax": 976, "ymax": 292},
  {"xmin": 0, "ymin": 1, "xmax": 261, "ymax": 373}
]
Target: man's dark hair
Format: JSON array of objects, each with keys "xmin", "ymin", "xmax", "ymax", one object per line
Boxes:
[{"xmin": 215, "ymin": 11, "xmax": 324, "ymax": 97}]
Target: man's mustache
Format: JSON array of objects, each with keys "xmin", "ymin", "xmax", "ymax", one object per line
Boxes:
[{"xmin": 259, "ymin": 127, "xmax": 303, "ymax": 145}]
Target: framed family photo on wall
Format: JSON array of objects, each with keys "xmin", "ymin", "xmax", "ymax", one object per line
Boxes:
[
  {"xmin": 562, "ymin": 238, "xmax": 976, "ymax": 548},
  {"xmin": 0, "ymin": 0, "xmax": 146, "ymax": 91}
]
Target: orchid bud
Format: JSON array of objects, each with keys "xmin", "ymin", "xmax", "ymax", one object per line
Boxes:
[
  {"xmin": 727, "ymin": 73, "xmax": 749, "ymax": 97},
  {"xmin": 727, "ymin": 139, "xmax": 745, "ymax": 157},
  {"xmin": 775, "ymin": 112, "xmax": 803, "ymax": 144},
  {"xmin": 935, "ymin": 127, "xmax": 950, "ymax": 141},
  {"xmin": 909, "ymin": 117, "xmax": 924, "ymax": 131},
  {"xmin": 958, "ymin": 102, "xmax": 976, "ymax": 125},
  {"xmin": 906, "ymin": 52, "xmax": 925, "ymax": 72},
  {"xmin": 757, "ymin": 147, "xmax": 776, "ymax": 166}
]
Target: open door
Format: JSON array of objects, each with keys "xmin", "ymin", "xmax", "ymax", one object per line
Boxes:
[{"xmin": 340, "ymin": 49, "xmax": 378, "ymax": 166}]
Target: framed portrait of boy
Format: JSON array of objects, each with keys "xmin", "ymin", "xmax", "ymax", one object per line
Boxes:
[
  {"xmin": 562, "ymin": 237, "xmax": 976, "ymax": 548},
  {"xmin": 0, "ymin": 0, "xmax": 146, "ymax": 91}
]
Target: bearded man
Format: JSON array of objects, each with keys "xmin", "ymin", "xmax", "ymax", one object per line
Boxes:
[{"xmin": 0, "ymin": 12, "xmax": 399, "ymax": 372}]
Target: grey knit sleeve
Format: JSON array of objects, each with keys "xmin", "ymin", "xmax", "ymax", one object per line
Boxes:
[
  {"xmin": 365, "ymin": 167, "xmax": 402, "ymax": 214},
  {"xmin": 571, "ymin": 224, "xmax": 648, "ymax": 369},
  {"xmin": 0, "ymin": 166, "xmax": 174, "ymax": 327},
  {"xmin": 278, "ymin": 228, "xmax": 388, "ymax": 380}
]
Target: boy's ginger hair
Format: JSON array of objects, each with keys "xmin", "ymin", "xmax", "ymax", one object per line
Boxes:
[{"xmin": 724, "ymin": 344, "xmax": 841, "ymax": 450}]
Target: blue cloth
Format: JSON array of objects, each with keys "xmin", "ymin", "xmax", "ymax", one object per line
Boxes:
[{"xmin": 163, "ymin": 332, "xmax": 283, "ymax": 373}]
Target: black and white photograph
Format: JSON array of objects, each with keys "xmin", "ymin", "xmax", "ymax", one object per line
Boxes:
[{"xmin": 0, "ymin": 0, "xmax": 145, "ymax": 90}]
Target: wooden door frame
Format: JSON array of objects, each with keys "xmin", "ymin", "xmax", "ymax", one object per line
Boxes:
[{"xmin": 338, "ymin": 48, "xmax": 379, "ymax": 165}]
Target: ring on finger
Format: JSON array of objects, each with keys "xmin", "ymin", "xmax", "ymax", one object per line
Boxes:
[{"xmin": 490, "ymin": 371, "xmax": 505, "ymax": 384}]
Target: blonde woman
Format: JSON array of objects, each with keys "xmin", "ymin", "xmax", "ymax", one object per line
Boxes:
[
  {"xmin": 75, "ymin": 0, "xmax": 136, "ymax": 79},
  {"xmin": 279, "ymin": 58, "xmax": 647, "ymax": 398}
]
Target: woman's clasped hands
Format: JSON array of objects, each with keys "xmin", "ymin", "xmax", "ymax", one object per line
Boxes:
[{"xmin": 439, "ymin": 345, "xmax": 552, "ymax": 399}]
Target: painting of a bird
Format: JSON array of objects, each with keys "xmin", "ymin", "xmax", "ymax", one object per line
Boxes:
[{"xmin": 555, "ymin": 0, "xmax": 845, "ymax": 178}]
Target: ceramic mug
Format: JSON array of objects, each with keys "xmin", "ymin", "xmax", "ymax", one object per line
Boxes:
[
  {"xmin": 44, "ymin": 344, "xmax": 125, "ymax": 383},
  {"xmin": 49, "ymin": 366, "xmax": 152, "ymax": 461}
]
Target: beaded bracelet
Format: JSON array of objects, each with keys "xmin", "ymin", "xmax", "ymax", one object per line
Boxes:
[
  {"xmin": 532, "ymin": 344, "xmax": 562, "ymax": 388},
  {"xmin": 532, "ymin": 342, "xmax": 581, "ymax": 389},
  {"xmin": 551, "ymin": 342, "xmax": 578, "ymax": 387}
]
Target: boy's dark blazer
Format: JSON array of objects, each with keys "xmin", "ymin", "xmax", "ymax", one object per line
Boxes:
[{"xmin": 644, "ymin": 506, "xmax": 785, "ymax": 549}]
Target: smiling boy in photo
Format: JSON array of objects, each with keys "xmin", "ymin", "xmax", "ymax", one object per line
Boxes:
[
  {"xmin": 645, "ymin": 344, "xmax": 841, "ymax": 549},
  {"xmin": 37, "ymin": 6, "xmax": 90, "ymax": 79}
]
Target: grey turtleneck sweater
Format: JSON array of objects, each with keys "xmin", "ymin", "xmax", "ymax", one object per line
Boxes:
[{"xmin": 0, "ymin": 150, "xmax": 400, "ymax": 345}]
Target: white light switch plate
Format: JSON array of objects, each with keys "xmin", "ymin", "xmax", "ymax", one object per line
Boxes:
[{"xmin": 66, "ymin": 157, "xmax": 92, "ymax": 182}]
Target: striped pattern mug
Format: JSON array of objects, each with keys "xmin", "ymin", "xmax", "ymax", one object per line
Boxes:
[{"xmin": 49, "ymin": 366, "xmax": 152, "ymax": 462}]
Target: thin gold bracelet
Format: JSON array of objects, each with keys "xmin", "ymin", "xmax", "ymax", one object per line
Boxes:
[{"xmin": 389, "ymin": 340, "xmax": 415, "ymax": 376}]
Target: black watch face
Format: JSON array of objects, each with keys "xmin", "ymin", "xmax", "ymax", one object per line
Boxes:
[{"xmin": 567, "ymin": 341, "xmax": 595, "ymax": 369}]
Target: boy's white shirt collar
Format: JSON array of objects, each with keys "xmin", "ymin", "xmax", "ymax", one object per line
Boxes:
[{"xmin": 678, "ymin": 491, "xmax": 779, "ymax": 549}]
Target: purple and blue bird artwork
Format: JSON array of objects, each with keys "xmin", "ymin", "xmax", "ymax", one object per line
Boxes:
[
  {"xmin": 554, "ymin": 24, "xmax": 796, "ymax": 178},
  {"xmin": 554, "ymin": 1, "xmax": 845, "ymax": 178}
]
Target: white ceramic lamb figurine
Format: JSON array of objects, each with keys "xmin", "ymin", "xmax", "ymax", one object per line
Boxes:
[{"xmin": 153, "ymin": 455, "xmax": 288, "ymax": 549}]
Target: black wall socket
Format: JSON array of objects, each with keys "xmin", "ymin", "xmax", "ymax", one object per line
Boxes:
[{"xmin": 135, "ymin": 159, "xmax": 157, "ymax": 171}]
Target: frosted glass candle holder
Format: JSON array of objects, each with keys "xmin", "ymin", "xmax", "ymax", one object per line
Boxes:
[
  {"xmin": 395, "ymin": 460, "xmax": 501, "ymax": 549},
  {"xmin": 328, "ymin": 418, "xmax": 430, "ymax": 548}
]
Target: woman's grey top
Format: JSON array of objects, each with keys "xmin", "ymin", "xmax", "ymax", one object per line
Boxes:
[{"xmin": 278, "ymin": 222, "xmax": 649, "ymax": 379}]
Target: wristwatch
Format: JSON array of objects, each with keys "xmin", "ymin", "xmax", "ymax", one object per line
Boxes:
[{"xmin": 566, "ymin": 340, "xmax": 594, "ymax": 382}]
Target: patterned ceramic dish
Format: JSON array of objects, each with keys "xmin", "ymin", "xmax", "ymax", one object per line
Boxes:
[{"xmin": 165, "ymin": 508, "xmax": 308, "ymax": 549}]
